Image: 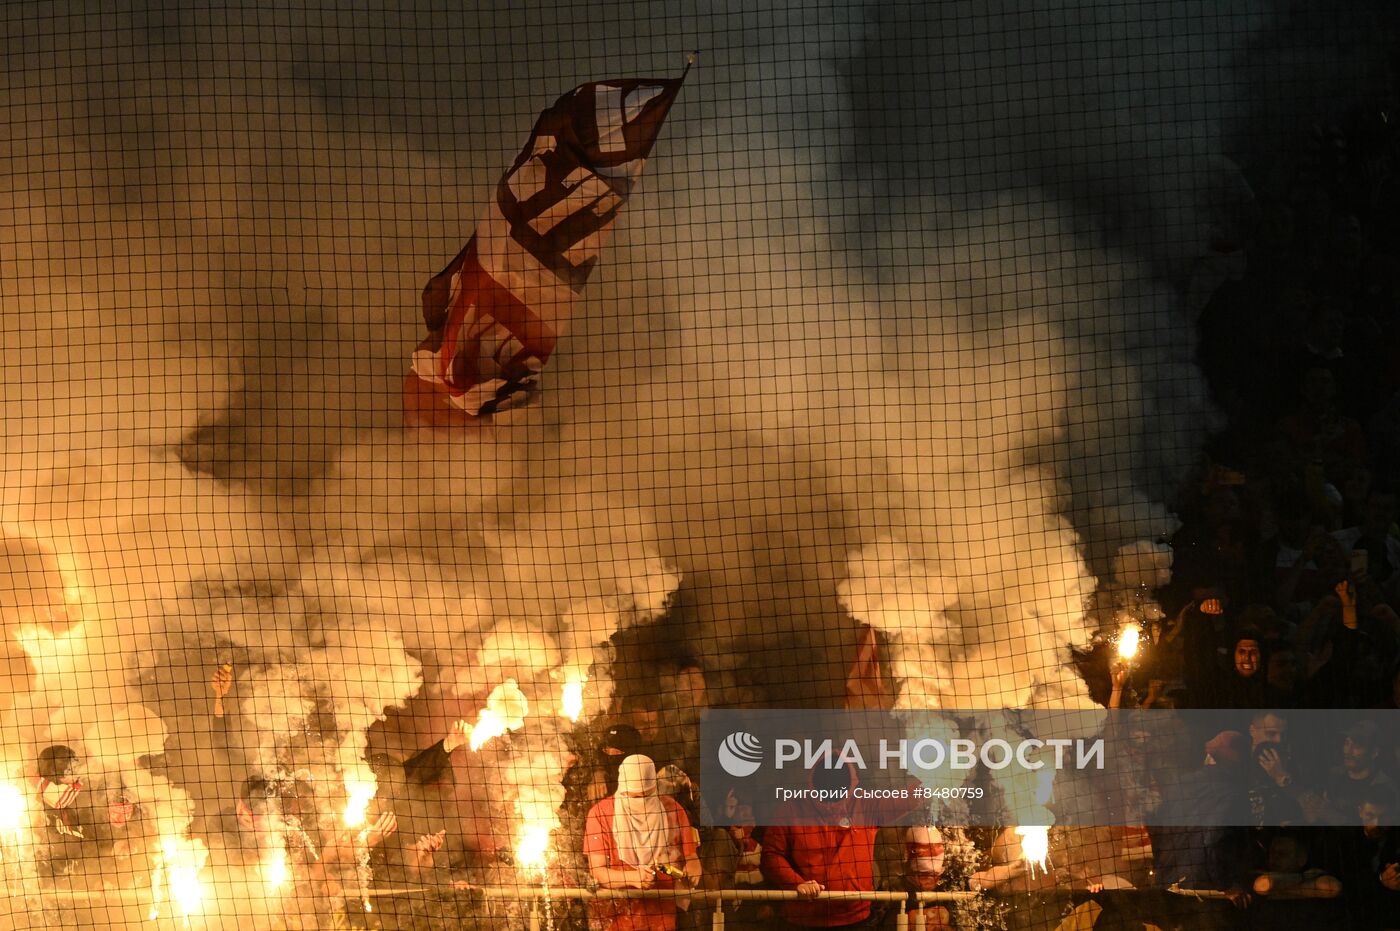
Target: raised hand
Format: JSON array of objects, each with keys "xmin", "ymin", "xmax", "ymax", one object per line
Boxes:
[
  {"xmin": 442, "ymin": 720, "xmax": 471, "ymax": 754},
  {"xmin": 363, "ymin": 810, "xmax": 398, "ymax": 848},
  {"xmin": 211, "ymin": 663, "xmax": 233, "ymax": 718},
  {"xmin": 1336, "ymin": 579, "xmax": 1357, "ymax": 607},
  {"xmin": 1257, "ymin": 747, "xmax": 1292, "ymax": 787},
  {"xmin": 411, "ymin": 829, "xmax": 446, "ymax": 868},
  {"xmin": 1110, "ymin": 665, "xmax": 1130, "ymax": 692}
]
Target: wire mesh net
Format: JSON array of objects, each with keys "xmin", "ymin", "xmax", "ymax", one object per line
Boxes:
[{"xmin": 2, "ymin": 0, "xmax": 1399, "ymax": 928}]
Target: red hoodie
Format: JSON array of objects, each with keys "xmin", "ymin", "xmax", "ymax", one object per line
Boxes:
[{"xmin": 759, "ymin": 766, "xmax": 919, "ymax": 927}]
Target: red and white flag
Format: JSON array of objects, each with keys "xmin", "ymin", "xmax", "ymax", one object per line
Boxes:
[
  {"xmin": 36, "ymin": 777, "xmax": 81, "ymax": 810},
  {"xmin": 407, "ymin": 73, "xmax": 686, "ymax": 424}
]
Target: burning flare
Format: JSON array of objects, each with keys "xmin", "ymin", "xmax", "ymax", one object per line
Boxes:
[
  {"xmin": 150, "ymin": 835, "xmax": 207, "ymax": 921},
  {"xmin": 516, "ymin": 823, "xmax": 552, "ymax": 871},
  {"xmin": 343, "ymin": 776, "xmax": 377, "ymax": 828},
  {"xmin": 560, "ymin": 669, "xmax": 586, "ymax": 722},
  {"xmin": 0, "ymin": 782, "xmax": 27, "ymax": 834},
  {"xmin": 469, "ymin": 709, "xmax": 511, "ymax": 751},
  {"xmin": 469, "ymin": 679, "xmax": 530, "ymax": 750},
  {"xmin": 263, "ymin": 846, "xmax": 290, "ymax": 892},
  {"xmin": 1015, "ymin": 825, "xmax": 1050, "ymax": 878},
  {"xmin": 1116, "ymin": 624, "xmax": 1141, "ymax": 663}
]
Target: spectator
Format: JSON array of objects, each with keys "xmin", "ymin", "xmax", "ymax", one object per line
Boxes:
[
  {"xmin": 894, "ymin": 826, "xmax": 952, "ymax": 931},
  {"xmin": 1202, "ymin": 630, "xmax": 1276, "ymax": 708},
  {"xmin": 92, "ymin": 775, "xmax": 139, "ymax": 862},
  {"xmin": 562, "ymin": 720, "xmax": 645, "ymax": 839},
  {"xmin": 1174, "ymin": 596, "xmax": 1231, "ymax": 706},
  {"xmin": 724, "ymin": 802, "xmax": 773, "ymax": 930},
  {"xmin": 1323, "ymin": 721, "xmax": 1396, "ymax": 822},
  {"xmin": 602, "ymin": 724, "xmax": 644, "ymax": 793},
  {"xmin": 30, "ymin": 745, "xmax": 144, "ymax": 879},
  {"xmin": 1277, "ymin": 366, "xmax": 1367, "ymax": 475},
  {"xmin": 1163, "ymin": 103, "xmax": 1400, "ymax": 926},
  {"xmin": 760, "ymin": 763, "xmax": 922, "ymax": 930},
  {"xmin": 1249, "ymin": 831, "xmax": 1342, "ymax": 899},
  {"xmin": 229, "ymin": 774, "xmax": 322, "ymax": 864},
  {"xmin": 1276, "ymin": 523, "xmax": 1351, "ymax": 613},
  {"xmin": 1248, "ymin": 710, "xmax": 1289, "ymax": 751},
  {"xmin": 729, "ymin": 803, "xmax": 763, "ymax": 887},
  {"xmin": 656, "ymin": 764, "xmax": 735, "ymax": 931},
  {"xmin": 229, "ymin": 772, "xmax": 396, "ymax": 927},
  {"xmin": 1336, "ymin": 464, "xmax": 1374, "ymax": 529},
  {"xmin": 1248, "ymin": 741, "xmax": 1305, "ymax": 827},
  {"xmin": 1243, "ymin": 709, "xmax": 1338, "ymax": 818},
  {"xmin": 1333, "ymin": 784, "xmax": 1400, "ymax": 929},
  {"xmin": 1266, "ymin": 646, "xmax": 1307, "ymax": 707},
  {"xmin": 585, "ymin": 754, "xmax": 700, "ymax": 931},
  {"xmin": 1170, "ymin": 486, "xmax": 1259, "ymax": 605},
  {"xmin": 1299, "ymin": 582, "xmax": 1399, "ymax": 707},
  {"xmin": 364, "ymin": 727, "xmax": 472, "ymax": 891},
  {"xmin": 1333, "ymin": 488, "xmax": 1400, "ymax": 584},
  {"xmin": 1148, "ymin": 731, "xmax": 1252, "ymax": 894},
  {"xmin": 622, "ymin": 697, "xmax": 663, "ymax": 751},
  {"xmin": 32, "ymin": 745, "xmax": 87, "ymax": 877},
  {"xmin": 656, "ymin": 764, "xmax": 697, "ymax": 815}
]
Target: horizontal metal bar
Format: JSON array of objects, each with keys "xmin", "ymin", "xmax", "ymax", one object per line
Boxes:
[{"xmin": 28, "ymin": 883, "xmax": 1216, "ymax": 905}]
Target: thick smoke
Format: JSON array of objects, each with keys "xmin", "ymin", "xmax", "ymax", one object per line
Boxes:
[{"xmin": 1, "ymin": 0, "xmax": 1396, "ymax": 925}]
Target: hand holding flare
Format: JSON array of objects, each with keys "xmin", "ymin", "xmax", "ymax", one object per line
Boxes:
[{"xmin": 441, "ymin": 720, "xmax": 471, "ymax": 754}]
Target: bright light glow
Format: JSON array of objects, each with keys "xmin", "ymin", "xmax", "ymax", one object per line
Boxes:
[
  {"xmin": 1117, "ymin": 624, "xmax": 1141, "ymax": 662},
  {"xmin": 470, "ymin": 708, "xmax": 509, "ymax": 750},
  {"xmin": 158, "ymin": 836, "xmax": 207, "ymax": 919},
  {"xmin": 470, "ymin": 681, "xmax": 530, "ymax": 749},
  {"xmin": 516, "ymin": 823, "xmax": 552, "ymax": 871},
  {"xmin": 343, "ymin": 778, "xmax": 377, "ymax": 828},
  {"xmin": 169, "ymin": 864, "xmax": 204, "ymax": 917},
  {"xmin": 0, "ymin": 782, "xmax": 28, "ymax": 833},
  {"xmin": 263, "ymin": 847, "xmax": 289, "ymax": 891},
  {"xmin": 560, "ymin": 670, "xmax": 586, "ymax": 721},
  {"xmin": 1015, "ymin": 826, "xmax": 1050, "ymax": 878}
]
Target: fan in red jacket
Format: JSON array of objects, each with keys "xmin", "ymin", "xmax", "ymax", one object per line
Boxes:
[
  {"xmin": 585, "ymin": 754, "xmax": 700, "ymax": 931},
  {"xmin": 760, "ymin": 763, "xmax": 922, "ymax": 929}
]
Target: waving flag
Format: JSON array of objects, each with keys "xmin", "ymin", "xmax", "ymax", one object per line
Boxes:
[
  {"xmin": 844, "ymin": 624, "xmax": 892, "ymax": 710},
  {"xmin": 407, "ymin": 72, "xmax": 687, "ymax": 424}
]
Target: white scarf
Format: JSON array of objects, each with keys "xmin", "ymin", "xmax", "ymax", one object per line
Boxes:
[{"xmin": 612, "ymin": 755, "xmax": 674, "ymax": 869}]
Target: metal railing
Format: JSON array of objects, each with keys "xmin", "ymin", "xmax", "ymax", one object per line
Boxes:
[
  {"xmin": 464, "ymin": 886, "xmax": 978, "ymax": 931},
  {"xmin": 28, "ymin": 882, "xmax": 980, "ymax": 930},
  {"xmin": 28, "ymin": 880, "xmax": 1285, "ymax": 929}
]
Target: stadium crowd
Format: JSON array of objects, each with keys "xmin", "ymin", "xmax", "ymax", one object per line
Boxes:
[
  {"xmin": 547, "ymin": 97, "xmax": 1400, "ymax": 931},
  {"xmin": 19, "ymin": 73, "xmax": 1400, "ymax": 931}
]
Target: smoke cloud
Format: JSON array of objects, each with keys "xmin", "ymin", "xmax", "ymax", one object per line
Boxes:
[{"xmin": 1, "ymin": 0, "xmax": 1395, "ymax": 924}]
